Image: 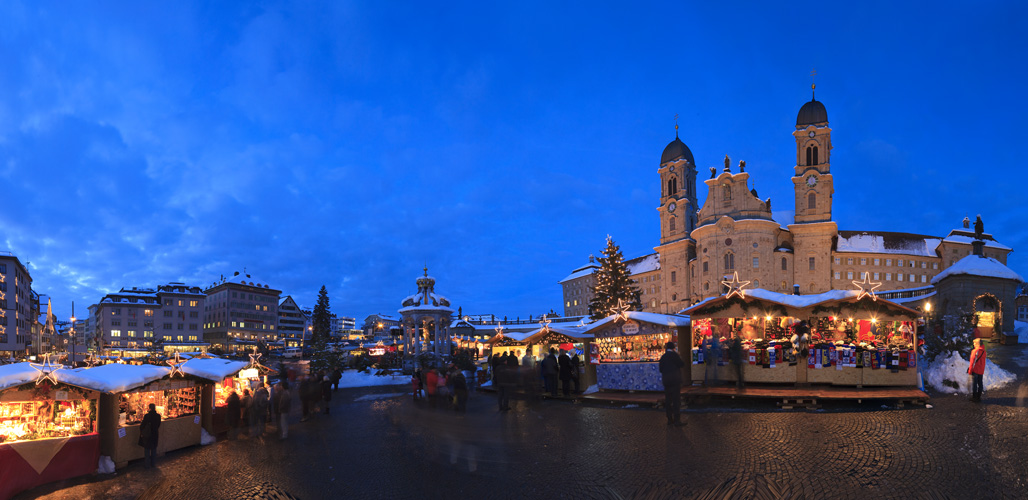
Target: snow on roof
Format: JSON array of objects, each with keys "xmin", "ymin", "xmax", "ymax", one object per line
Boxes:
[
  {"xmin": 0, "ymin": 362, "xmax": 50, "ymax": 391},
  {"xmin": 559, "ymin": 266, "xmax": 598, "ymax": 284},
  {"xmin": 931, "ymin": 254, "xmax": 1024, "ymax": 284},
  {"xmin": 683, "ymin": 288, "xmax": 861, "ymax": 314},
  {"xmin": 889, "ymin": 291, "xmax": 936, "ymax": 304},
  {"xmin": 836, "ymin": 231, "xmax": 941, "ymax": 257},
  {"xmin": 181, "ymin": 358, "xmax": 249, "ymax": 382},
  {"xmin": 587, "ymin": 311, "xmax": 691, "ymax": 332},
  {"xmin": 626, "ymin": 253, "xmax": 660, "ymax": 274},
  {"xmin": 941, "ymin": 234, "xmax": 1012, "ymax": 251},
  {"xmin": 57, "ymin": 363, "xmax": 172, "ymax": 393}
]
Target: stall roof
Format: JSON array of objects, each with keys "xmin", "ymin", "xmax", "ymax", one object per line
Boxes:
[
  {"xmin": 0, "ymin": 362, "xmax": 57, "ymax": 391},
  {"xmin": 181, "ymin": 358, "xmax": 249, "ymax": 382},
  {"xmin": 683, "ymin": 288, "xmax": 920, "ymax": 319},
  {"xmin": 485, "ymin": 330, "xmax": 537, "ymax": 345},
  {"xmin": 57, "ymin": 363, "xmax": 172, "ymax": 393},
  {"xmin": 522, "ymin": 325, "xmax": 595, "ymax": 344},
  {"xmin": 585, "ymin": 311, "xmax": 690, "ymax": 333}
]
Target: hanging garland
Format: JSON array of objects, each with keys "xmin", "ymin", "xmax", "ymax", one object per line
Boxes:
[
  {"xmin": 691, "ymin": 296, "xmax": 788, "ymax": 319},
  {"xmin": 535, "ymin": 331, "xmax": 575, "ymax": 345}
]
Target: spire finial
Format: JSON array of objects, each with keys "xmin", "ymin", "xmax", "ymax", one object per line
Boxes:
[
  {"xmin": 811, "ymin": 68, "xmax": 817, "ymax": 99},
  {"xmin": 674, "ymin": 113, "xmax": 679, "ymax": 138},
  {"xmin": 423, "ymin": 263, "xmax": 428, "ymax": 277}
]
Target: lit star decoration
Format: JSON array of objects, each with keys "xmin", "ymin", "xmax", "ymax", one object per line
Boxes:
[
  {"xmin": 31, "ymin": 353, "xmax": 62, "ymax": 385},
  {"xmin": 248, "ymin": 346, "xmax": 263, "ymax": 369},
  {"xmin": 852, "ymin": 273, "xmax": 882, "ymax": 301},
  {"xmin": 166, "ymin": 352, "xmax": 185, "ymax": 377},
  {"xmin": 494, "ymin": 323, "xmax": 505, "ymax": 337},
  {"xmin": 610, "ymin": 299, "xmax": 631, "ymax": 323},
  {"xmin": 85, "ymin": 352, "xmax": 99, "ymax": 367},
  {"xmin": 538, "ymin": 314, "xmax": 552, "ymax": 333},
  {"xmin": 721, "ymin": 272, "xmax": 751, "ymax": 299}
]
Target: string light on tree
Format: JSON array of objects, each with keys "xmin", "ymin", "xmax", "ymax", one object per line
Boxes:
[
  {"xmin": 852, "ymin": 273, "xmax": 882, "ymax": 301},
  {"xmin": 721, "ymin": 271, "xmax": 751, "ymax": 299},
  {"xmin": 588, "ymin": 235, "xmax": 643, "ymax": 321},
  {"xmin": 31, "ymin": 353, "xmax": 61, "ymax": 385}
]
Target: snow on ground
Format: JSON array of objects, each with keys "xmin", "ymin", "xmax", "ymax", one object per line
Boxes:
[
  {"xmin": 583, "ymin": 384, "xmax": 599, "ymax": 395},
  {"xmin": 1017, "ymin": 321, "xmax": 1028, "ymax": 344},
  {"xmin": 925, "ymin": 351, "xmax": 1016, "ymax": 394},
  {"xmin": 336, "ymin": 369, "xmax": 409, "ymax": 388}
]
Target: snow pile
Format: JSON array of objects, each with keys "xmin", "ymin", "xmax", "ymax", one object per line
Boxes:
[
  {"xmin": 336, "ymin": 370, "xmax": 409, "ymax": 388},
  {"xmin": 97, "ymin": 455, "xmax": 116, "ymax": 474},
  {"xmin": 181, "ymin": 358, "xmax": 249, "ymax": 382},
  {"xmin": 200, "ymin": 428, "xmax": 216, "ymax": 445},
  {"xmin": 925, "ymin": 351, "xmax": 1016, "ymax": 394},
  {"xmin": 1017, "ymin": 321, "xmax": 1028, "ymax": 344},
  {"xmin": 58, "ymin": 364, "xmax": 171, "ymax": 393},
  {"xmin": 582, "ymin": 384, "xmax": 599, "ymax": 395}
]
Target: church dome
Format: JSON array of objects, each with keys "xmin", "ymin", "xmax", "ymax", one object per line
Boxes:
[
  {"xmin": 796, "ymin": 99, "xmax": 828, "ymax": 126},
  {"xmin": 661, "ymin": 137, "xmax": 695, "ymax": 165}
]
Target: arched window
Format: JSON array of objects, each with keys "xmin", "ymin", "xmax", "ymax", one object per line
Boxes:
[
  {"xmin": 812, "ymin": 146, "xmax": 819, "ymax": 165},
  {"xmin": 808, "ymin": 192, "xmax": 816, "ymax": 210},
  {"xmin": 781, "ymin": 257, "xmax": 788, "ymax": 271},
  {"xmin": 724, "ymin": 252, "xmax": 735, "ymax": 270},
  {"xmin": 667, "ymin": 177, "xmax": 677, "ymax": 196},
  {"xmin": 669, "ymin": 217, "xmax": 676, "ymax": 232},
  {"xmin": 806, "ymin": 146, "xmax": 812, "ymax": 166}
]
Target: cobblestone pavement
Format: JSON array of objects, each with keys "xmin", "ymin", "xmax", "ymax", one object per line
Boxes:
[{"xmin": 19, "ymin": 344, "xmax": 1028, "ymax": 500}]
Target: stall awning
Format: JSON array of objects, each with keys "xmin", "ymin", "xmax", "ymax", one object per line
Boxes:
[
  {"xmin": 180, "ymin": 358, "xmax": 249, "ymax": 382},
  {"xmin": 584, "ymin": 311, "xmax": 690, "ymax": 334},
  {"xmin": 682, "ymin": 288, "xmax": 919, "ymax": 321},
  {"xmin": 484, "ymin": 330, "xmax": 535, "ymax": 346},
  {"xmin": 522, "ymin": 325, "xmax": 595, "ymax": 345}
]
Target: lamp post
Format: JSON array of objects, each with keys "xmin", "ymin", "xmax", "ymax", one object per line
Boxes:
[{"xmin": 69, "ymin": 315, "xmax": 76, "ymax": 365}]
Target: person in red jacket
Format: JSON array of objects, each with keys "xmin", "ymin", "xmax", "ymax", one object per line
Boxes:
[
  {"xmin": 425, "ymin": 368, "xmax": 439, "ymax": 408},
  {"xmin": 968, "ymin": 338, "xmax": 987, "ymax": 402}
]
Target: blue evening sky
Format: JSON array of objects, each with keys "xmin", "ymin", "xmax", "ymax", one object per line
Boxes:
[{"xmin": 1, "ymin": 1, "xmax": 1025, "ymax": 323}]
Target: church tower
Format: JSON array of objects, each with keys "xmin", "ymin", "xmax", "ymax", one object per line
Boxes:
[
  {"xmin": 791, "ymin": 84, "xmax": 834, "ymax": 223},
  {"xmin": 786, "ymin": 84, "xmax": 837, "ymax": 294},
  {"xmin": 654, "ymin": 124, "xmax": 698, "ymax": 312}
]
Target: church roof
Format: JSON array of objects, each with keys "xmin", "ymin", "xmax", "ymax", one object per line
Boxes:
[
  {"xmin": 660, "ymin": 136, "xmax": 695, "ymax": 165},
  {"xmin": 796, "ymin": 99, "xmax": 828, "ymax": 126},
  {"xmin": 835, "ymin": 231, "xmax": 942, "ymax": 257}
]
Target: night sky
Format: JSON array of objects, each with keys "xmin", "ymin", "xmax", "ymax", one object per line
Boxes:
[{"xmin": 2, "ymin": 2, "xmax": 1025, "ymax": 324}]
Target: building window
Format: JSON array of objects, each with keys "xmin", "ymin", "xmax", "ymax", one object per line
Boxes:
[
  {"xmin": 111, "ymin": 320, "xmax": 121, "ymax": 326},
  {"xmin": 808, "ymin": 257, "xmax": 815, "ymax": 271},
  {"xmin": 752, "ymin": 257, "xmax": 759, "ymax": 268},
  {"xmin": 898, "ymin": 274, "xmax": 904, "ymax": 282},
  {"xmin": 847, "ymin": 271, "xmax": 854, "ymax": 279},
  {"xmin": 672, "ymin": 293, "xmax": 678, "ymax": 301},
  {"xmin": 177, "ymin": 323, "xmax": 184, "ymax": 330},
  {"xmin": 667, "ymin": 177, "xmax": 677, "ymax": 196},
  {"xmin": 847, "ymin": 258, "xmax": 853, "ymax": 265},
  {"xmin": 834, "ymin": 257, "xmax": 841, "ymax": 265},
  {"xmin": 921, "ymin": 275, "xmax": 927, "ymax": 283},
  {"xmin": 144, "ymin": 309, "xmax": 153, "ymax": 317},
  {"xmin": 144, "ymin": 331, "xmax": 153, "ymax": 337},
  {"xmin": 909, "ymin": 274, "xmax": 916, "ymax": 282},
  {"xmin": 834, "ymin": 272, "xmax": 841, "ymax": 279},
  {"xmin": 164, "ymin": 311, "xmax": 172, "ymax": 317},
  {"xmin": 724, "ymin": 253, "xmax": 735, "ymax": 270},
  {"xmin": 806, "ymin": 146, "xmax": 812, "ymax": 166},
  {"xmin": 860, "ymin": 258, "xmax": 867, "ymax": 265},
  {"xmin": 808, "ymin": 192, "xmax": 816, "ymax": 210},
  {"xmin": 886, "ymin": 259, "xmax": 892, "ymax": 266},
  {"xmin": 873, "ymin": 258, "xmax": 880, "ymax": 266},
  {"xmin": 703, "ymin": 261, "xmax": 709, "ymax": 274},
  {"xmin": 886, "ymin": 273, "xmax": 892, "ymax": 281},
  {"xmin": 781, "ymin": 257, "xmax": 787, "ymax": 271},
  {"xmin": 671, "ymin": 271, "xmax": 677, "ymax": 284},
  {"xmin": 812, "ymin": 146, "xmax": 819, "ymax": 164},
  {"xmin": 873, "ymin": 272, "xmax": 880, "ymax": 280},
  {"xmin": 932, "ymin": 262, "xmax": 939, "ymax": 270},
  {"xmin": 898, "ymin": 259, "xmax": 904, "ymax": 267},
  {"xmin": 669, "ymin": 217, "xmax": 676, "ymax": 232},
  {"xmin": 111, "ymin": 330, "xmax": 121, "ymax": 337}
]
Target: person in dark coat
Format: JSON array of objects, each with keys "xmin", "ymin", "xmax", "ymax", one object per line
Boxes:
[
  {"xmin": 541, "ymin": 349, "xmax": 559, "ymax": 396},
  {"xmin": 331, "ymin": 367, "xmax": 342, "ymax": 392},
  {"xmin": 321, "ymin": 375, "xmax": 333, "ymax": 414},
  {"xmin": 240, "ymin": 389, "xmax": 252, "ymax": 433},
  {"xmin": 138, "ymin": 403, "xmax": 161, "ymax": 467},
  {"xmin": 729, "ymin": 336, "xmax": 745, "ymax": 389},
  {"xmin": 489, "ymin": 354, "xmax": 501, "ymax": 385},
  {"xmin": 557, "ymin": 349, "xmax": 573, "ymax": 397},
  {"xmin": 570, "ymin": 353, "xmax": 582, "ymax": 394},
  {"xmin": 451, "ymin": 367, "xmax": 468, "ymax": 413},
  {"xmin": 659, "ymin": 342, "xmax": 686, "ymax": 426},
  {"xmin": 226, "ymin": 389, "xmax": 241, "ymax": 439},
  {"xmin": 496, "ymin": 359, "xmax": 513, "ymax": 411},
  {"xmin": 252, "ymin": 384, "xmax": 269, "ymax": 436}
]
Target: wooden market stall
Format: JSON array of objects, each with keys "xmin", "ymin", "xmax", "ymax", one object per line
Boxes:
[
  {"xmin": 522, "ymin": 325, "xmax": 596, "ymax": 389},
  {"xmin": 181, "ymin": 357, "xmax": 263, "ymax": 436},
  {"xmin": 586, "ymin": 312, "xmax": 691, "ymax": 392},
  {"xmin": 683, "ymin": 288, "xmax": 920, "ymax": 387},
  {"xmin": 58, "ymin": 363, "xmax": 207, "ymax": 469},
  {"xmin": 0, "ymin": 361, "xmax": 101, "ymax": 500}
]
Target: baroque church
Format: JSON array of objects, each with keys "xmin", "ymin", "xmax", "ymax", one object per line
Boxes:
[{"xmin": 561, "ymin": 88, "xmax": 1018, "ymax": 335}]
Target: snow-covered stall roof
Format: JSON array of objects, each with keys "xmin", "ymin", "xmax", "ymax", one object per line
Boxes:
[
  {"xmin": 586, "ymin": 311, "xmax": 691, "ymax": 333},
  {"xmin": 0, "ymin": 362, "xmax": 55, "ymax": 391},
  {"xmin": 931, "ymin": 254, "xmax": 1024, "ymax": 284},
  {"xmin": 521, "ymin": 323, "xmax": 595, "ymax": 343},
  {"xmin": 683, "ymin": 288, "xmax": 919, "ymax": 319},
  {"xmin": 485, "ymin": 330, "xmax": 537, "ymax": 345},
  {"xmin": 57, "ymin": 364, "xmax": 172, "ymax": 393},
  {"xmin": 181, "ymin": 358, "xmax": 249, "ymax": 382},
  {"xmin": 835, "ymin": 231, "xmax": 941, "ymax": 257}
]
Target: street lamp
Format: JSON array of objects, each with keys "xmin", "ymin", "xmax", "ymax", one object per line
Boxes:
[{"xmin": 69, "ymin": 315, "xmax": 76, "ymax": 365}]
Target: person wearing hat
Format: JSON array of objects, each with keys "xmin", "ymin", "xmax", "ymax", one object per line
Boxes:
[{"xmin": 659, "ymin": 341, "xmax": 685, "ymax": 426}]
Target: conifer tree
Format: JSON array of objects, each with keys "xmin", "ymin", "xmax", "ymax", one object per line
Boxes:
[
  {"xmin": 588, "ymin": 236, "xmax": 643, "ymax": 321},
  {"xmin": 310, "ymin": 286, "xmax": 334, "ymax": 374}
]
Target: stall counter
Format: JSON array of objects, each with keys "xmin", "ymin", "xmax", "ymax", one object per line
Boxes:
[
  {"xmin": 101, "ymin": 412, "xmax": 201, "ymax": 469},
  {"xmin": 596, "ymin": 363, "xmax": 664, "ymax": 391},
  {"xmin": 0, "ymin": 432, "xmax": 100, "ymax": 500}
]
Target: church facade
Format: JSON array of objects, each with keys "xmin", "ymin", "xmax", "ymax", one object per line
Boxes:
[{"xmin": 562, "ymin": 92, "xmax": 1014, "ymax": 326}]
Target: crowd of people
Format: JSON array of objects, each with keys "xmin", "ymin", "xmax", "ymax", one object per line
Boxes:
[
  {"xmin": 222, "ymin": 366, "xmax": 343, "ymax": 441},
  {"xmin": 411, "ymin": 364, "xmax": 470, "ymax": 412}
]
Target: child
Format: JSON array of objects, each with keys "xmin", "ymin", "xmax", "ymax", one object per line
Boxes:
[{"xmin": 411, "ymin": 370, "xmax": 423, "ymax": 401}]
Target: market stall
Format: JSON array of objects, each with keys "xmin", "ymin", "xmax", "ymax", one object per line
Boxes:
[
  {"xmin": 182, "ymin": 357, "xmax": 261, "ymax": 436},
  {"xmin": 0, "ymin": 361, "xmax": 101, "ymax": 500},
  {"xmin": 684, "ymin": 287, "xmax": 920, "ymax": 387},
  {"xmin": 484, "ymin": 330, "xmax": 534, "ymax": 360},
  {"xmin": 586, "ymin": 312, "xmax": 690, "ymax": 392},
  {"xmin": 522, "ymin": 325, "xmax": 596, "ymax": 388},
  {"xmin": 59, "ymin": 363, "xmax": 206, "ymax": 469}
]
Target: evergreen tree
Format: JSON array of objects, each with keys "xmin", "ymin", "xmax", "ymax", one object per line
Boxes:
[
  {"xmin": 588, "ymin": 236, "xmax": 643, "ymax": 321},
  {"xmin": 310, "ymin": 286, "xmax": 335, "ymax": 374}
]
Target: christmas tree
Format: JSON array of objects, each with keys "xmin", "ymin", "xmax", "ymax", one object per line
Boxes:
[
  {"xmin": 309, "ymin": 286, "xmax": 336, "ymax": 375},
  {"xmin": 588, "ymin": 236, "xmax": 643, "ymax": 321}
]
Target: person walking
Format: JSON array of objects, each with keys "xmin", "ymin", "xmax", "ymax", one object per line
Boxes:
[
  {"xmin": 331, "ymin": 367, "xmax": 342, "ymax": 392},
  {"xmin": 570, "ymin": 352, "xmax": 582, "ymax": 394},
  {"xmin": 411, "ymin": 369, "xmax": 423, "ymax": 402},
  {"xmin": 321, "ymin": 375, "xmax": 333, "ymax": 414},
  {"xmin": 240, "ymin": 389, "xmax": 252, "ymax": 436},
  {"xmin": 138, "ymin": 403, "xmax": 161, "ymax": 468},
  {"xmin": 226, "ymin": 389, "xmax": 241, "ymax": 439},
  {"xmin": 558, "ymin": 349, "xmax": 573, "ymax": 397},
  {"xmin": 730, "ymin": 336, "xmax": 745, "ymax": 389},
  {"xmin": 277, "ymin": 380, "xmax": 291, "ymax": 439},
  {"xmin": 452, "ymin": 367, "xmax": 468, "ymax": 413},
  {"xmin": 521, "ymin": 350, "xmax": 538, "ymax": 399},
  {"xmin": 659, "ymin": 342, "xmax": 685, "ymax": 426},
  {"xmin": 542, "ymin": 349, "xmax": 559, "ymax": 396},
  {"xmin": 968, "ymin": 338, "xmax": 987, "ymax": 402},
  {"xmin": 426, "ymin": 367, "xmax": 439, "ymax": 408},
  {"xmin": 253, "ymin": 384, "xmax": 269, "ymax": 437},
  {"xmin": 703, "ymin": 336, "xmax": 721, "ymax": 386},
  {"xmin": 497, "ymin": 358, "xmax": 515, "ymax": 411}
]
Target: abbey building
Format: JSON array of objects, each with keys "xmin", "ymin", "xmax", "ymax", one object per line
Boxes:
[{"xmin": 561, "ymin": 92, "xmax": 1015, "ymax": 323}]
